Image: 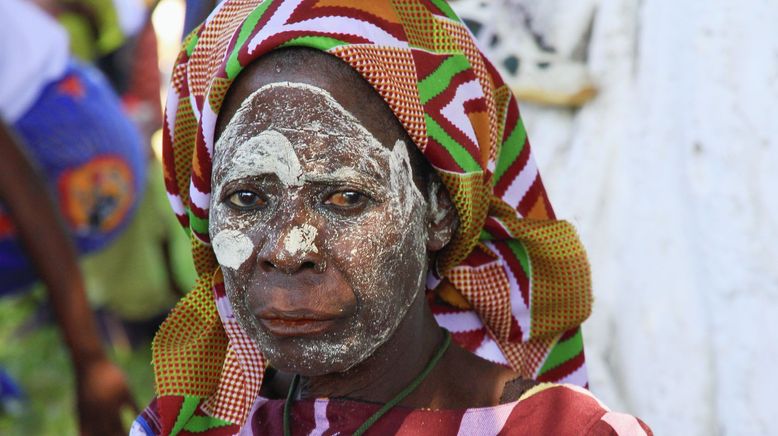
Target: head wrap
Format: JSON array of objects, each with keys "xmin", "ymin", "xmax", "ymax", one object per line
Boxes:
[{"xmin": 151, "ymin": 0, "xmax": 593, "ymax": 433}]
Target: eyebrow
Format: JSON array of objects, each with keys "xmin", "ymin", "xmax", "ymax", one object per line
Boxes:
[{"xmin": 303, "ymin": 168, "xmax": 385, "ymax": 195}]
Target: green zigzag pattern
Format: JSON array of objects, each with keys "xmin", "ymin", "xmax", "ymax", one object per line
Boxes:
[
  {"xmin": 226, "ymin": 0, "xmax": 275, "ymax": 80},
  {"xmin": 417, "ymin": 55, "xmax": 471, "ymax": 104},
  {"xmin": 169, "ymin": 396, "xmax": 234, "ymax": 435},
  {"xmin": 505, "ymin": 239, "xmax": 531, "ymax": 279},
  {"xmin": 493, "ymin": 120, "xmax": 527, "ymax": 185},
  {"xmin": 282, "ymin": 35, "xmax": 348, "ymax": 51},
  {"xmin": 425, "ymin": 115, "xmax": 481, "ymax": 173},
  {"xmin": 417, "ymin": 54, "xmax": 481, "ymax": 173},
  {"xmin": 428, "ymin": 0, "xmax": 461, "ymax": 21},
  {"xmin": 537, "ymin": 329, "xmax": 584, "ymax": 377},
  {"xmin": 189, "ymin": 210, "xmax": 210, "ymax": 238}
]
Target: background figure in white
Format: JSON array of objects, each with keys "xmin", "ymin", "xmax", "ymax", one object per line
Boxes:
[{"xmin": 451, "ymin": 1, "xmax": 778, "ymax": 435}]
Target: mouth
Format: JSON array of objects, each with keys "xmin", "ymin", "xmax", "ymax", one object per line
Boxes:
[{"xmin": 257, "ymin": 310, "xmax": 343, "ymax": 337}]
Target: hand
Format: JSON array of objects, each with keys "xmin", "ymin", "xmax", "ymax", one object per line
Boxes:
[{"xmin": 75, "ymin": 358, "xmax": 139, "ymax": 436}]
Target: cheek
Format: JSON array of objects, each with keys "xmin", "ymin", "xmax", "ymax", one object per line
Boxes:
[
  {"xmin": 222, "ymin": 269, "xmax": 246, "ymax": 306},
  {"xmin": 209, "ymin": 201, "xmax": 270, "ymax": 270},
  {"xmin": 211, "ymin": 229, "xmax": 254, "ymax": 270},
  {"xmin": 326, "ymin": 207, "xmax": 427, "ymax": 302},
  {"xmin": 222, "ymin": 270, "xmax": 267, "ymax": 343}
]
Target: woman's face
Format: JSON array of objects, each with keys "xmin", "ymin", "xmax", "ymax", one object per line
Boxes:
[{"xmin": 209, "ymin": 58, "xmax": 444, "ymax": 375}]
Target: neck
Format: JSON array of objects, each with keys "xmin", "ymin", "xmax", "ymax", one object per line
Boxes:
[{"xmin": 299, "ymin": 292, "xmax": 444, "ymax": 405}]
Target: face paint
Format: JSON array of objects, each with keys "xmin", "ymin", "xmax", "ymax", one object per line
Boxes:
[
  {"xmin": 214, "ymin": 126, "xmax": 304, "ymax": 197},
  {"xmin": 283, "ymin": 223, "xmax": 319, "ymax": 256},
  {"xmin": 212, "ymin": 229, "xmax": 254, "ymax": 270},
  {"xmin": 209, "ymin": 81, "xmax": 431, "ymax": 375}
]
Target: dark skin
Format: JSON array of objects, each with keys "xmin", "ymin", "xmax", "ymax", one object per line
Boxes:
[
  {"xmin": 0, "ymin": 121, "xmax": 136, "ymax": 434},
  {"xmin": 212, "ymin": 48, "xmax": 525, "ymax": 410}
]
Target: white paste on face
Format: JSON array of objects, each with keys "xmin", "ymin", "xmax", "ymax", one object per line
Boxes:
[
  {"xmin": 214, "ymin": 129, "xmax": 303, "ymax": 201},
  {"xmin": 428, "ymin": 179, "xmax": 449, "ymax": 225},
  {"xmin": 210, "ymin": 81, "xmax": 441, "ymax": 374},
  {"xmin": 212, "ymin": 229, "xmax": 254, "ymax": 269},
  {"xmin": 383, "ymin": 138, "xmax": 428, "ymax": 290},
  {"xmin": 283, "ymin": 223, "xmax": 319, "ymax": 256},
  {"xmin": 387, "ymin": 139, "xmax": 425, "ymax": 220}
]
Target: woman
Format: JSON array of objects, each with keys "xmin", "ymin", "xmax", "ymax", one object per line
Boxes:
[{"xmin": 134, "ymin": 1, "xmax": 650, "ymax": 434}]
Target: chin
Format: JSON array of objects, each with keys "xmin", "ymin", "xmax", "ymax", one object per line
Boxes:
[
  {"xmin": 273, "ymin": 359, "xmax": 354, "ymax": 377},
  {"xmin": 254, "ymin": 330, "xmax": 384, "ymax": 377}
]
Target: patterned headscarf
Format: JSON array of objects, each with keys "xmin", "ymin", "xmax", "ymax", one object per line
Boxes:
[{"xmin": 151, "ymin": 0, "xmax": 592, "ymax": 433}]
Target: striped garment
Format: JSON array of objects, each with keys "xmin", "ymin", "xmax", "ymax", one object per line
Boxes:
[
  {"xmin": 145, "ymin": 0, "xmax": 596, "ymax": 433},
  {"xmin": 130, "ymin": 383, "xmax": 651, "ymax": 435}
]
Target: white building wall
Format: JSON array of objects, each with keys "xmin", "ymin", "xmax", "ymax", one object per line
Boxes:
[{"xmin": 515, "ymin": 1, "xmax": 778, "ymax": 434}]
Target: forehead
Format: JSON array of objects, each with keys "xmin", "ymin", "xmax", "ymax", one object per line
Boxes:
[
  {"xmin": 218, "ymin": 82, "xmax": 377, "ymax": 146},
  {"xmin": 215, "ymin": 48, "xmax": 407, "ymax": 151},
  {"xmin": 214, "ymin": 82, "xmax": 389, "ymax": 179}
]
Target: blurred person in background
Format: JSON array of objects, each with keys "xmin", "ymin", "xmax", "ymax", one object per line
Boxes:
[
  {"xmin": 36, "ymin": 0, "xmax": 198, "ymax": 340},
  {"xmin": 37, "ymin": 0, "xmax": 163, "ymax": 138},
  {"xmin": 2, "ymin": 0, "xmax": 196, "ymax": 433},
  {"xmin": 182, "ymin": 0, "xmax": 220, "ymax": 36},
  {"xmin": 0, "ymin": 0, "xmax": 144, "ymax": 433}
]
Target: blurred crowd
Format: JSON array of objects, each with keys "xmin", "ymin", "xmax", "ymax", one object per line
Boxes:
[{"xmin": 0, "ymin": 0, "xmax": 194, "ymax": 434}]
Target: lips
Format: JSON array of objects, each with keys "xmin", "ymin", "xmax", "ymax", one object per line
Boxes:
[{"xmin": 256, "ymin": 309, "xmax": 343, "ymax": 337}]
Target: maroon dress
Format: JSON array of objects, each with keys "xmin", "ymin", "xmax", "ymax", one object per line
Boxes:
[{"xmin": 239, "ymin": 383, "xmax": 652, "ymax": 435}]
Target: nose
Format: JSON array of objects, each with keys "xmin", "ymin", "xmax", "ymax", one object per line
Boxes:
[{"xmin": 257, "ymin": 213, "xmax": 325, "ymax": 274}]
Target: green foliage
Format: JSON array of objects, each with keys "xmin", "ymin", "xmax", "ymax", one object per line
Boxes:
[{"xmin": 0, "ymin": 291, "xmax": 155, "ymax": 435}]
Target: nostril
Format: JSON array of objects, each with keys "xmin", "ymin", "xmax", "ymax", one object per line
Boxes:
[
  {"xmin": 301, "ymin": 261, "xmax": 316, "ymax": 270},
  {"xmin": 262, "ymin": 260, "xmax": 277, "ymax": 271}
]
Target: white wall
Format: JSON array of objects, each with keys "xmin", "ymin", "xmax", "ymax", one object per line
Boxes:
[{"xmin": 516, "ymin": 1, "xmax": 778, "ymax": 434}]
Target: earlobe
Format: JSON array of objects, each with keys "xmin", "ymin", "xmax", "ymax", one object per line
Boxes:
[{"xmin": 426, "ymin": 180, "xmax": 458, "ymax": 252}]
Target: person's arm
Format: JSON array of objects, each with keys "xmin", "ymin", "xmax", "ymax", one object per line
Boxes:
[{"xmin": 0, "ymin": 121, "xmax": 136, "ymax": 435}]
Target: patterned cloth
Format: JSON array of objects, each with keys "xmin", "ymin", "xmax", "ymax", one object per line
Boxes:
[
  {"xmin": 146, "ymin": 0, "xmax": 593, "ymax": 433},
  {"xmin": 240, "ymin": 383, "xmax": 652, "ymax": 435},
  {"xmin": 134, "ymin": 384, "xmax": 652, "ymax": 435},
  {"xmin": 0, "ymin": 62, "xmax": 146, "ymax": 295}
]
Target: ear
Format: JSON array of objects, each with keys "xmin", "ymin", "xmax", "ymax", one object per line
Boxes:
[{"xmin": 426, "ymin": 179, "xmax": 458, "ymax": 252}]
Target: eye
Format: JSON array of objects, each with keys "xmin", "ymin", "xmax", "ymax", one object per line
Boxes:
[
  {"xmin": 226, "ymin": 190, "xmax": 266, "ymax": 209},
  {"xmin": 324, "ymin": 191, "xmax": 366, "ymax": 208}
]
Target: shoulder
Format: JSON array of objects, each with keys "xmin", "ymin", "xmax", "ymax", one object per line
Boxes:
[{"xmin": 498, "ymin": 383, "xmax": 652, "ymax": 436}]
